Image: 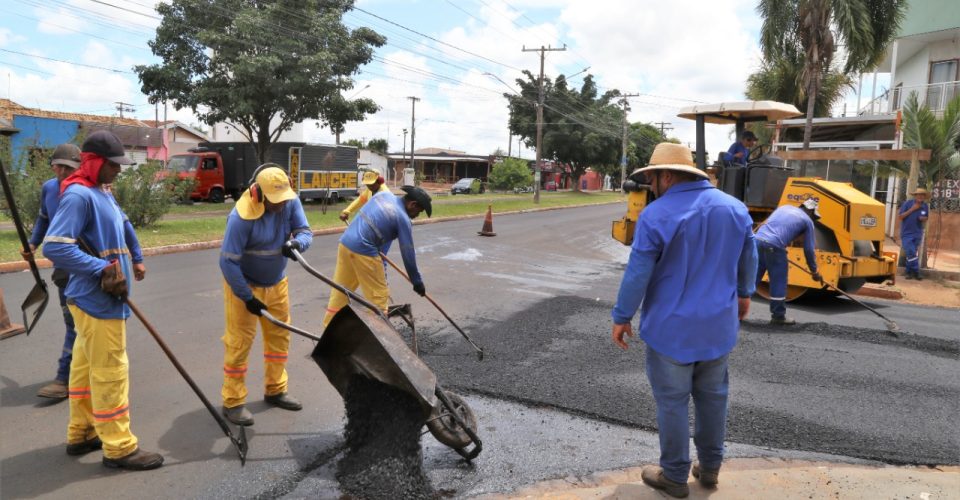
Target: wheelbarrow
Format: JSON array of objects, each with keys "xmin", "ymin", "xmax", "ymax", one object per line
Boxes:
[{"xmin": 261, "ymin": 249, "xmax": 482, "ymax": 460}]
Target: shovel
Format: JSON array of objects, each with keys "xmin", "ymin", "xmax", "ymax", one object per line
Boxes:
[
  {"xmin": 0, "ymin": 158, "xmax": 49, "ymax": 337},
  {"xmin": 786, "ymin": 259, "xmax": 901, "ymax": 336}
]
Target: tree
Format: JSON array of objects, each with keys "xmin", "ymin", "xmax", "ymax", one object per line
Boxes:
[
  {"xmin": 504, "ymin": 73, "xmax": 621, "ymax": 191},
  {"xmin": 758, "ymin": 0, "xmax": 907, "ymax": 152},
  {"xmin": 326, "ymin": 96, "xmax": 380, "ymax": 145},
  {"xmin": 366, "ymin": 138, "xmax": 389, "ymax": 154},
  {"xmin": 344, "ymin": 138, "xmax": 365, "ymax": 149},
  {"xmin": 488, "ymin": 157, "xmax": 533, "ymax": 191},
  {"xmin": 136, "ymin": 0, "xmax": 385, "ymax": 163},
  {"xmin": 897, "ymin": 93, "xmax": 960, "ymax": 189}
]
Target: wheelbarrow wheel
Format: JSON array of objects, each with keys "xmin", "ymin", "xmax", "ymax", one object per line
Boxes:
[{"xmin": 427, "ymin": 391, "xmax": 477, "ymax": 449}]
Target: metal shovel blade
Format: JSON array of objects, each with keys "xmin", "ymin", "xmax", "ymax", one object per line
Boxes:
[
  {"xmin": 311, "ymin": 303, "xmax": 438, "ymax": 417},
  {"xmin": 20, "ymin": 281, "xmax": 49, "ymax": 336}
]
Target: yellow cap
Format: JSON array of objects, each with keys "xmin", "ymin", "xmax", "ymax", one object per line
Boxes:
[
  {"xmin": 235, "ymin": 167, "xmax": 297, "ymax": 220},
  {"xmin": 362, "ymin": 170, "xmax": 380, "ymax": 184}
]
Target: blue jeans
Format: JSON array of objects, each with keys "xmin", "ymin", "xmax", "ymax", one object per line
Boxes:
[
  {"xmin": 645, "ymin": 346, "xmax": 730, "ymax": 483},
  {"xmin": 902, "ymin": 234, "xmax": 921, "ymax": 275},
  {"xmin": 54, "ymin": 284, "xmax": 77, "ymax": 383},
  {"xmin": 756, "ymin": 241, "xmax": 787, "ymax": 318}
]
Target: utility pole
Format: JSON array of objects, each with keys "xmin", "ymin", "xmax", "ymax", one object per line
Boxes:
[
  {"xmin": 115, "ymin": 101, "xmax": 134, "ymax": 119},
  {"xmin": 619, "ymin": 93, "xmax": 639, "ymax": 188},
  {"xmin": 522, "ymin": 44, "xmax": 566, "ymax": 203},
  {"xmin": 401, "ymin": 128, "xmax": 408, "ymax": 186},
  {"xmin": 407, "ymin": 96, "xmax": 420, "ymax": 184},
  {"xmin": 654, "ymin": 121, "xmax": 673, "ymax": 138}
]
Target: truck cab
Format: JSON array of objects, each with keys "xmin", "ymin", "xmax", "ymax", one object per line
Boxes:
[{"xmin": 167, "ymin": 148, "xmax": 227, "ymax": 203}]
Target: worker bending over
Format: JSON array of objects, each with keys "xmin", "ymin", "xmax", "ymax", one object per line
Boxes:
[
  {"xmin": 43, "ymin": 130, "xmax": 161, "ymax": 471},
  {"xmin": 219, "ymin": 165, "xmax": 313, "ymax": 426},
  {"xmin": 323, "ymin": 186, "xmax": 432, "ymax": 327},
  {"xmin": 340, "ymin": 170, "xmax": 390, "ymax": 222},
  {"xmin": 755, "ymin": 199, "xmax": 822, "ymax": 325}
]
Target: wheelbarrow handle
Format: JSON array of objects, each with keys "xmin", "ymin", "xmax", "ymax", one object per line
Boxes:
[
  {"xmin": 435, "ymin": 384, "xmax": 482, "ymax": 461},
  {"xmin": 261, "ymin": 310, "xmax": 322, "ymax": 342},
  {"xmin": 289, "ymin": 248, "xmax": 387, "ymax": 320}
]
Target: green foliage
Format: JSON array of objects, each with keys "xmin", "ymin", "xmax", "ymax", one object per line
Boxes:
[
  {"xmin": 488, "ymin": 157, "xmax": 533, "ymax": 190},
  {"xmin": 0, "ymin": 144, "xmax": 53, "ymax": 234},
  {"xmin": 112, "ymin": 161, "xmax": 194, "ymax": 228},
  {"xmin": 136, "ymin": 0, "xmax": 385, "ymax": 163},
  {"xmin": 366, "ymin": 138, "xmax": 388, "ymax": 154},
  {"xmin": 894, "ymin": 93, "xmax": 960, "ymax": 186},
  {"xmin": 344, "ymin": 139, "xmax": 364, "ymax": 148},
  {"xmin": 504, "ymin": 73, "xmax": 621, "ymax": 190}
]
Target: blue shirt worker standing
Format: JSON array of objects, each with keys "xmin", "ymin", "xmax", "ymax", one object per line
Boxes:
[
  {"xmin": 219, "ymin": 165, "xmax": 313, "ymax": 427},
  {"xmin": 898, "ymin": 187, "xmax": 929, "ymax": 280},
  {"xmin": 721, "ymin": 130, "xmax": 757, "ymax": 166},
  {"xmin": 43, "ymin": 130, "xmax": 163, "ymax": 471},
  {"xmin": 322, "ymin": 186, "xmax": 432, "ymax": 328},
  {"xmin": 755, "ymin": 200, "xmax": 821, "ymax": 325},
  {"xmin": 611, "ymin": 143, "xmax": 757, "ymax": 498},
  {"xmin": 24, "ymin": 143, "xmax": 145, "ymax": 401}
]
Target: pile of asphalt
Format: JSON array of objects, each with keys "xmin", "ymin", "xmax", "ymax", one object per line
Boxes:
[
  {"xmin": 421, "ymin": 295, "xmax": 960, "ymax": 465},
  {"xmin": 337, "ymin": 375, "xmax": 435, "ymax": 500}
]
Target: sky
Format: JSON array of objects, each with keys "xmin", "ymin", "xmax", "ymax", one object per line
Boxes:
[{"xmin": 0, "ymin": 0, "xmax": 886, "ymax": 160}]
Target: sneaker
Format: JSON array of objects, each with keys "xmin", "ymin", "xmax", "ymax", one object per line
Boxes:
[
  {"xmin": 264, "ymin": 392, "xmax": 302, "ymax": 411},
  {"xmin": 37, "ymin": 380, "xmax": 68, "ymax": 399},
  {"xmin": 770, "ymin": 316, "xmax": 796, "ymax": 325},
  {"xmin": 222, "ymin": 405, "xmax": 254, "ymax": 426},
  {"xmin": 102, "ymin": 447, "xmax": 164, "ymax": 471},
  {"xmin": 66, "ymin": 436, "xmax": 102, "ymax": 456},
  {"xmin": 692, "ymin": 462, "xmax": 719, "ymax": 488},
  {"xmin": 640, "ymin": 465, "xmax": 689, "ymax": 498}
]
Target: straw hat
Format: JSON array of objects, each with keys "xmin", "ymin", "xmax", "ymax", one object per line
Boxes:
[
  {"xmin": 635, "ymin": 143, "xmax": 708, "ymax": 179},
  {"xmin": 911, "ymin": 187, "xmax": 928, "ymax": 195}
]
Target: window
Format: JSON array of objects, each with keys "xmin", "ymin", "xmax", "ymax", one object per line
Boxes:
[{"xmin": 926, "ymin": 60, "xmax": 959, "ymax": 110}]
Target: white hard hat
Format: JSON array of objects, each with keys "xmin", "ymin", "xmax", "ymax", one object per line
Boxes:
[{"xmin": 801, "ymin": 198, "xmax": 821, "ymax": 219}]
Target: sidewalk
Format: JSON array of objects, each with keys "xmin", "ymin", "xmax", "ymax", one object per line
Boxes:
[{"xmin": 489, "ymin": 459, "xmax": 959, "ymax": 499}]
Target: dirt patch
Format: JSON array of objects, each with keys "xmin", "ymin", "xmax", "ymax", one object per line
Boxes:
[
  {"xmin": 337, "ymin": 375, "xmax": 435, "ymax": 500},
  {"xmin": 892, "ymin": 279, "xmax": 960, "ymax": 308}
]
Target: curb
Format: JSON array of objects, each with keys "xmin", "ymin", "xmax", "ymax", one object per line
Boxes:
[
  {"xmin": 854, "ymin": 285, "xmax": 903, "ymax": 301},
  {"xmin": 0, "ymin": 200, "xmax": 621, "ymax": 274}
]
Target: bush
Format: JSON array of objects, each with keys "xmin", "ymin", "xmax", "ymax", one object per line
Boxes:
[
  {"xmin": 489, "ymin": 158, "xmax": 533, "ymax": 191},
  {"xmin": 0, "ymin": 144, "xmax": 55, "ymax": 234},
  {"xmin": 112, "ymin": 161, "xmax": 194, "ymax": 227}
]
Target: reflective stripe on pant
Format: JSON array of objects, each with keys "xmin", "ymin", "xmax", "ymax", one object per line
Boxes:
[
  {"xmin": 55, "ymin": 284, "xmax": 78, "ymax": 383},
  {"xmin": 645, "ymin": 346, "xmax": 729, "ymax": 483},
  {"xmin": 902, "ymin": 234, "xmax": 922, "ymax": 274},
  {"xmin": 66, "ymin": 305, "xmax": 138, "ymax": 459},
  {"xmin": 756, "ymin": 241, "xmax": 788, "ymax": 318},
  {"xmin": 221, "ymin": 278, "xmax": 291, "ymax": 408},
  {"xmin": 322, "ymin": 243, "xmax": 390, "ymax": 327}
]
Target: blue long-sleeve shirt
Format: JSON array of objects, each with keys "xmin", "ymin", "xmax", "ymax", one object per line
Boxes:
[
  {"xmin": 42, "ymin": 185, "xmax": 135, "ymax": 319},
  {"xmin": 755, "ymin": 204, "xmax": 818, "ymax": 274},
  {"xmin": 30, "ymin": 178, "xmax": 143, "ymax": 263},
  {"xmin": 898, "ymin": 199, "xmax": 928, "ymax": 237},
  {"xmin": 219, "ymin": 198, "xmax": 312, "ymax": 301},
  {"xmin": 341, "ymin": 191, "xmax": 423, "ymax": 286},
  {"xmin": 611, "ymin": 179, "xmax": 757, "ymax": 363},
  {"xmin": 721, "ymin": 142, "xmax": 750, "ymax": 166}
]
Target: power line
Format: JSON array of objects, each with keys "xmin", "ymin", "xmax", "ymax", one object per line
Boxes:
[{"xmin": 0, "ymin": 48, "xmax": 133, "ymax": 74}]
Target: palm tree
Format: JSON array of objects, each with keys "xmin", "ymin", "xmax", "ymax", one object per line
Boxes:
[
  {"xmin": 758, "ymin": 0, "xmax": 907, "ymax": 162},
  {"xmin": 898, "ymin": 92, "xmax": 960, "ymax": 190}
]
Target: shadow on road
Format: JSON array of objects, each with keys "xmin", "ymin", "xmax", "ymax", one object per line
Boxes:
[
  {"xmin": 158, "ymin": 406, "xmax": 255, "ymax": 466},
  {"xmin": 0, "ymin": 443, "xmax": 113, "ymax": 499},
  {"xmin": 0, "ymin": 375, "xmax": 66, "ymax": 408}
]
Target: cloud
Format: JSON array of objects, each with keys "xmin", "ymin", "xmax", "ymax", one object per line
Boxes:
[{"xmin": 0, "ymin": 28, "xmax": 27, "ymax": 47}]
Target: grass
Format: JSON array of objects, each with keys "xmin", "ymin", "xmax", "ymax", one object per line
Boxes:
[{"xmin": 1, "ymin": 191, "xmax": 623, "ymax": 263}]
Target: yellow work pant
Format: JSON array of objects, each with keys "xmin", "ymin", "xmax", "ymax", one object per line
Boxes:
[
  {"xmin": 67, "ymin": 305, "xmax": 138, "ymax": 459},
  {"xmin": 221, "ymin": 278, "xmax": 291, "ymax": 408},
  {"xmin": 322, "ymin": 243, "xmax": 390, "ymax": 327}
]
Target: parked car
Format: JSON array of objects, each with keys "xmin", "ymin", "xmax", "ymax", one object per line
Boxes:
[{"xmin": 451, "ymin": 177, "xmax": 485, "ymax": 194}]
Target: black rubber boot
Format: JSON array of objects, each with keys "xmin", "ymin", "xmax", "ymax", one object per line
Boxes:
[
  {"xmin": 265, "ymin": 392, "xmax": 302, "ymax": 411},
  {"xmin": 102, "ymin": 448, "xmax": 164, "ymax": 471}
]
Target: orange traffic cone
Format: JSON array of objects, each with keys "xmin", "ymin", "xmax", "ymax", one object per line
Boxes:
[{"xmin": 477, "ymin": 205, "xmax": 496, "ymax": 236}]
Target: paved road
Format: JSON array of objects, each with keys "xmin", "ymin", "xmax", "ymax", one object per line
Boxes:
[{"xmin": 1, "ymin": 204, "xmax": 957, "ymax": 499}]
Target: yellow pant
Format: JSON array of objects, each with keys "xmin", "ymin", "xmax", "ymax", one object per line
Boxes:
[
  {"xmin": 222, "ymin": 278, "xmax": 291, "ymax": 408},
  {"xmin": 67, "ymin": 305, "xmax": 138, "ymax": 459},
  {"xmin": 322, "ymin": 243, "xmax": 390, "ymax": 327}
]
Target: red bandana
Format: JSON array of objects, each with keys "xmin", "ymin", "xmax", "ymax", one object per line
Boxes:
[{"xmin": 60, "ymin": 153, "xmax": 105, "ymax": 195}]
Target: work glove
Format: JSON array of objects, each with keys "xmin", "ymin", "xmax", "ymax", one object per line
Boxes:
[
  {"xmin": 281, "ymin": 240, "xmax": 302, "ymax": 260},
  {"xmin": 100, "ymin": 260, "xmax": 128, "ymax": 298},
  {"xmin": 339, "ymin": 212, "xmax": 349, "ymax": 222},
  {"xmin": 811, "ymin": 272, "xmax": 823, "ymax": 283},
  {"xmin": 413, "ymin": 282, "xmax": 426, "ymax": 297},
  {"xmin": 245, "ymin": 297, "xmax": 267, "ymax": 316}
]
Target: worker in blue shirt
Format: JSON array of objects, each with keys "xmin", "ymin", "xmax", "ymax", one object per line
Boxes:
[
  {"xmin": 898, "ymin": 187, "xmax": 929, "ymax": 280},
  {"xmin": 322, "ymin": 186, "xmax": 432, "ymax": 328},
  {"xmin": 755, "ymin": 199, "xmax": 822, "ymax": 325},
  {"xmin": 23, "ymin": 143, "xmax": 146, "ymax": 401},
  {"xmin": 43, "ymin": 130, "xmax": 162, "ymax": 471},
  {"xmin": 721, "ymin": 130, "xmax": 758, "ymax": 166},
  {"xmin": 611, "ymin": 143, "xmax": 757, "ymax": 498},
  {"xmin": 219, "ymin": 165, "xmax": 313, "ymax": 427}
]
